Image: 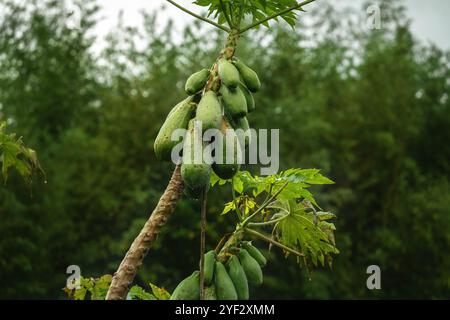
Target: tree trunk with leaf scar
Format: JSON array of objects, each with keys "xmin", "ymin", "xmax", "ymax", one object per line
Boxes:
[{"xmin": 106, "ymin": 165, "xmax": 184, "ymax": 300}]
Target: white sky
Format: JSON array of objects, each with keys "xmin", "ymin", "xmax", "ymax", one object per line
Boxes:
[{"xmin": 92, "ymin": 0, "xmax": 450, "ymax": 51}]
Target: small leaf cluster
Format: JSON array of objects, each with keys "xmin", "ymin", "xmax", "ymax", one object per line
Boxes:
[
  {"xmin": 64, "ymin": 275, "xmax": 171, "ymax": 300},
  {"xmin": 0, "ymin": 121, "xmax": 44, "ymax": 184}
]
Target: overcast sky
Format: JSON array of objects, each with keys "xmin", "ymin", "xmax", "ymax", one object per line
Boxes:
[{"xmin": 92, "ymin": 0, "xmax": 450, "ymax": 51}]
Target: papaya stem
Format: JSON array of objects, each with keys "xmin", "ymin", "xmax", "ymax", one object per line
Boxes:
[
  {"xmin": 231, "ymin": 178, "xmax": 243, "ymax": 221},
  {"xmin": 166, "ymin": 0, "xmax": 230, "ymax": 32},
  {"xmin": 245, "ymin": 228, "xmax": 305, "ymax": 257},
  {"xmin": 106, "ymin": 165, "xmax": 184, "ymax": 300},
  {"xmin": 239, "ymin": 0, "xmax": 318, "ymax": 34},
  {"xmin": 214, "ymin": 233, "xmax": 233, "ymax": 253},
  {"xmin": 199, "ymin": 189, "xmax": 208, "ymax": 300},
  {"xmin": 247, "ymin": 215, "xmax": 288, "ymax": 227}
]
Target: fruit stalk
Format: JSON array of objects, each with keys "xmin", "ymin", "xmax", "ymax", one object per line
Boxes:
[
  {"xmin": 106, "ymin": 166, "xmax": 184, "ymax": 300},
  {"xmin": 199, "ymin": 190, "xmax": 207, "ymax": 300}
]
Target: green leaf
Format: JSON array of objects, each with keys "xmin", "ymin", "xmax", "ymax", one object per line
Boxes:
[
  {"xmin": 233, "ymin": 176, "xmax": 244, "ymax": 194},
  {"xmin": 0, "ymin": 121, "xmax": 44, "ymax": 184},
  {"xmin": 221, "ymin": 201, "xmax": 236, "ymax": 215},
  {"xmin": 272, "ymin": 200, "xmax": 338, "ymax": 267},
  {"xmin": 128, "ymin": 285, "xmax": 156, "ymax": 300},
  {"xmin": 149, "ymin": 283, "xmax": 171, "ymax": 300}
]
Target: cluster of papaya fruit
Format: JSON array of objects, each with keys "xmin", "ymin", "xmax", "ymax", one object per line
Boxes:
[
  {"xmin": 154, "ymin": 56, "xmax": 261, "ymax": 198},
  {"xmin": 170, "ymin": 242, "xmax": 266, "ymax": 300}
]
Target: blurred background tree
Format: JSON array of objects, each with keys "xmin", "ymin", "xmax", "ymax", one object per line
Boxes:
[{"xmin": 0, "ymin": 0, "xmax": 449, "ymax": 299}]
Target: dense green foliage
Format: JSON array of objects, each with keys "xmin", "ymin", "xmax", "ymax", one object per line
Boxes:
[{"xmin": 0, "ymin": 0, "xmax": 449, "ymax": 299}]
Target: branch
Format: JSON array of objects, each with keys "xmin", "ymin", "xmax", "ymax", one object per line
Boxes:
[
  {"xmin": 166, "ymin": 0, "xmax": 230, "ymax": 32},
  {"xmin": 245, "ymin": 228, "xmax": 304, "ymax": 257},
  {"xmin": 106, "ymin": 166, "xmax": 184, "ymax": 300},
  {"xmin": 248, "ymin": 215, "xmax": 287, "ymax": 227},
  {"xmin": 239, "ymin": 0, "xmax": 318, "ymax": 34}
]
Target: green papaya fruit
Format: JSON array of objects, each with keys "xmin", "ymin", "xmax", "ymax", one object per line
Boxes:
[
  {"xmin": 218, "ymin": 58, "xmax": 240, "ymax": 89},
  {"xmin": 154, "ymin": 96, "xmax": 196, "ymax": 161},
  {"xmin": 212, "ymin": 116, "xmax": 241, "ymax": 179},
  {"xmin": 220, "ymin": 85, "xmax": 247, "ymax": 119},
  {"xmin": 170, "ymin": 271, "xmax": 200, "ymax": 300},
  {"xmin": 214, "ymin": 261, "xmax": 238, "ymax": 300},
  {"xmin": 239, "ymin": 83, "xmax": 255, "ymax": 113},
  {"xmin": 238, "ymin": 249, "xmax": 263, "ymax": 286},
  {"xmin": 185, "ymin": 69, "xmax": 211, "ymax": 95},
  {"xmin": 196, "ymin": 91, "xmax": 222, "ymax": 131},
  {"xmin": 184, "ymin": 184, "xmax": 205, "ymax": 200},
  {"xmin": 233, "ymin": 59, "xmax": 261, "ymax": 92},
  {"xmin": 242, "ymin": 242, "xmax": 266, "ymax": 267},
  {"xmin": 181, "ymin": 120, "xmax": 212, "ymax": 197},
  {"xmin": 234, "ymin": 116, "xmax": 252, "ymax": 149},
  {"xmin": 201, "ymin": 250, "xmax": 216, "ymax": 286},
  {"xmin": 204, "ymin": 285, "xmax": 217, "ymax": 300},
  {"xmin": 227, "ymin": 255, "xmax": 249, "ymax": 300}
]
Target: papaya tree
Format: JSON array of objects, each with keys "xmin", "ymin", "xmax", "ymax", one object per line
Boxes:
[{"xmin": 100, "ymin": 0, "xmax": 338, "ymax": 300}]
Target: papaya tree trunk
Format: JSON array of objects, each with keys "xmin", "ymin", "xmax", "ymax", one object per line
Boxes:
[{"xmin": 106, "ymin": 165, "xmax": 184, "ymax": 300}]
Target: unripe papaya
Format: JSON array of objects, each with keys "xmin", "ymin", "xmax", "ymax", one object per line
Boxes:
[
  {"xmin": 204, "ymin": 285, "xmax": 217, "ymax": 300},
  {"xmin": 154, "ymin": 96, "xmax": 196, "ymax": 161},
  {"xmin": 233, "ymin": 59, "xmax": 261, "ymax": 92},
  {"xmin": 201, "ymin": 250, "xmax": 216, "ymax": 286},
  {"xmin": 214, "ymin": 261, "xmax": 238, "ymax": 300},
  {"xmin": 227, "ymin": 255, "xmax": 249, "ymax": 300},
  {"xmin": 212, "ymin": 116, "xmax": 241, "ymax": 179},
  {"xmin": 196, "ymin": 91, "xmax": 222, "ymax": 131},
  {"xmin": 218, "ymin": 58, "xmax": 240, "ymax": 89},
  {"xmin": 184, "ymin": 184, "xmax": 209, "ymax": 200},
  {"xmin": 242, "ymin": 242, "xmax": 266, "ymax": 267},
  {"xmin": 234, "ymin": 116, "xmax": 251, "ymax": 149},
  {"xmin": 238, "ymin": 249, "xmax": 263, "ymax": 286},
  {"xmin": 239, "ymin": 83, "xmax": 255, "ymax": 113},
  {"xmin": 181, "ymin": 120, "xmax": 212, "ymax": 197},
  {"xmin": 185, "ymin": 69, "xmax": 211, "ymax": 95},
  {"xmin": 170, "ymin": 271, "xmax": 200, "ymax": 300},
  {"xmin": 220, "ymin": 85, "xmax": 247, "ymax": 119}
]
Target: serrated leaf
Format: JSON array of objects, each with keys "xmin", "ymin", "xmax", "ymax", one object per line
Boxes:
[
  {"xmin": 0, "ymin": 121, "xmax": 44, "ymax": 183},
  {"xmin": 273, "ymin": 200, "xmax": 338, "ymax": 267}
]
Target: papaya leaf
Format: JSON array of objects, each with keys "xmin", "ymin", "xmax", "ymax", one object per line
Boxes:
[
  {"xmin": 272, "ymin": 200, "xmax": 339, "ymax": 267},
  {"xmin": 192, "ymin": 0, "xmax": 308, "ymax": 29},
  {"xmin": 128, "ymin": 285, "xmax": 157, "ymax": 300},
  {"xmin": 0, "ymin": 121, "xmax": 44, "ymax": 184},
  {"xmin": 64, "ymin": 275, "xmax": 112, "ymax": 300},
  {"xmin": 149, "ymin": 283, "xmax": 171, "ymax": 300},
  {"xmin": 221, "ymin": 200, "xmax": 236, "ymax": 215},
  {"xmin": 210, "ymin": 171, "xmax": 227, "ymax": 186}
]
